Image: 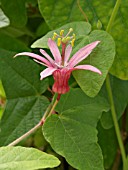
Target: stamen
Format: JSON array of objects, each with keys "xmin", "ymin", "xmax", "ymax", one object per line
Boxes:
[
  {"xmin": 57, "ymin": 38, "xmax": 61, "ymax": 46},
  {"xmin": 73, "ymin": 33, "xmax": 76, "ymax": 39},
  {"xmin": 71, "ymin": 38, "xmax": 75, "ymax": 47},
  {"xmin": 65, "ymin": 28, "xmax": 73, "ymax": 38},
  {"xmin": 69, "ymin": 28, "xmax": 73, "ymax": 32},
  {"xmin": 52, "ymin": 28, "xmax": 75, "ymax": 47},
  {"xmin": 52, "ymin": 32, "xmax": 58, "ymax": 40},
  {"xmin": 60, "ymin": 30, "xmax": 64, "ymax": 36}
]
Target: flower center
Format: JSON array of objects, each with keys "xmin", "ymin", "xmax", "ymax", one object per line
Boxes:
[
  {"xmin": 52, "ymin": 28, "xmax": 76, "ymax": 67},
  {"xmin": 52, "ymin": 28, "xmax": 75, "ymax": 47}
]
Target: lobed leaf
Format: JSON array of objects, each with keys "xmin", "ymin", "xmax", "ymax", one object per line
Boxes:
[
  {"xmin": 43, "ymin": 88, "xmax": 109, "ymax": 170},
  {"xmin": 43, "ymin": 106, "xmax": 104, "ymax": 170},
  {"xmin": 0, "ymin": 49, "xmax": 49, "ymax": 146}
]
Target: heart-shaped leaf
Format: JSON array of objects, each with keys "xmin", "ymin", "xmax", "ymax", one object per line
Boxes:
[{"xmin": 73, "ymin": 30, "xmax": 115, "ymax": 97}]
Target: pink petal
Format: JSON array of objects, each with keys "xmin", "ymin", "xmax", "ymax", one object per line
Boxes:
[
  {"xmin": 40, "ymin": 49, "xmax": 55, "ymax": 66},
  {"xmin": 40, "ymin": 67, "xmax": 57, "ymax": 80},
  {"xmin": 48, "ymin": 38, "xmax": 61, "ymax": 64},
  {"xmin": 74, "ymin": 65, "xmax": 102, "ymax": 74},
  {"xmin": 14, "ymin": 52, "xmax": 52, "ymax": 67},
  {"xmin": 33, "ymin": 59, "xmax": 48, "ymax": 67},
  {"xmin": 68, "ymin": 41, "xmax": 100, "ymax": 67},
  {"xmin": 64, "ymin": 44, "xmax": 72, "ymax": 65}
]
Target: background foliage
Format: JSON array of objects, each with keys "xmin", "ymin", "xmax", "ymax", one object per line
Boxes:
[{"xmin": 0, "ymin": 0, "xmax": 128, "ymax": 170}]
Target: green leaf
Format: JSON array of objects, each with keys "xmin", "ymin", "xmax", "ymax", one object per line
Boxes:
[
  {"xmin": 36, "ymin": 21, "xmax": 50, "ymax": 38},
  {"xmin": 56, "ymin": 88, "xmax": 109, "ymax": 113},
  {"xmin": 0, "ymin": 32, "xmax": 30, "ymax": 52},
  {"xmin": 73, "ymin": 30, "xmax": 115, "ymax": 97},
  {"xmin": 1, "ymin": 0, "xmax": 27, "ymax": 27},
  {"xmin": 38, "ymin": 0, "xmax": 89, "ymax": 30},
  {"xmin": 0, "ymin": 49, "xmax": 49, "ymax": 146},
  {"xmin": 37, "ymin": 0, "xmax": 116, "ymax": 31},
  {"xmin": 98, "ymin": 122, "xmax": 118, "ymax": 169},
  {"xmin": 43, "ymin": 105, "xmax": 105, "ymax": 170},
  {"xmin": 100, "ymin": 76, "xmax": 128, "ymax": 129},
  {"xmin": 31, "ymin": 21, "xmax": 91, "ymax": 48},
  {"xmin": 43, "ymin": 88, "xmax": 109, "ymax": 170},
  {"xmin": 0, "ymin": 80, "xmax": 5, "ymax": 98},
  {"xmin": 0, "ymin": 146, "xmax": 60, "ymax": 170},
  {"xmin": 109, "ymin": 2, "xmax": 128, "ymax": 80},
  {"xmin": 0, "ymin": 8, "xmax": 10, "ymax": 28},
  {"xmin": 38, "ymin": 0, "xmax": 128, "ymax": 80}
]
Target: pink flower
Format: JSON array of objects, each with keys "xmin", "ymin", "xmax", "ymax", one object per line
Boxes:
[{"xmin": 14, "ymin": 38, "xmax": 101, "ymax": 94}]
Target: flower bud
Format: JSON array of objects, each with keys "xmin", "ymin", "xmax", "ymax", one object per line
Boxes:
[{"xmin": 97, "ymin": 20, "xmax": 102, "ymax": 30}]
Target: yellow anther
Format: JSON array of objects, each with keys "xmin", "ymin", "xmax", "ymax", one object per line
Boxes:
[
  {"xmin": 52, "ymin": 36, "xmax": 56, "ymax": 40},
  {"xmin": 52, "ymin": 32, "xmax": 58, "ymax": 40},
  {"xmin": 53, "ymin": 32, "xmax": 58, "ymax": 37},
  {"xmin": 71, "ymin": 38, "xmax": 75, "ymax": 47},
  {"xmin": 69, "ymin": 28, "xmax": 73, "ymax": 32},
  {"xmin": 60, "ymin": 30, "xmax": 64, "ymax": 36},
  {"xmin": 57, "ymin": 38, "xmax": 61, "ymax": 46},
  {"xmin": 73, "ymin": 33, "xmax": 76, "ymax": 39}
]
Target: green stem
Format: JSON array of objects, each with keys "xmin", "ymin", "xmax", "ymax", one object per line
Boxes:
[
  {"xmin": 48, "ymin": 99, "xmax": 59, "ymax": 117},
  {"xmin": 8, "ymin": 93, "xmax": 59, "ymax": 146},
  {"xmin": 106, "ymin": 0, "xmax": 121, "ymax": 32},
  {"xmin": 105, "ymin": 0, "xmax": 127, "ymax": 166},
  {"xmin": 106, "ymin": 75, "xmax": 126, "ymax": 163},
  {"xmin": 8, "ymin": 122, "xmax": 41, "ymax": 146}
]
